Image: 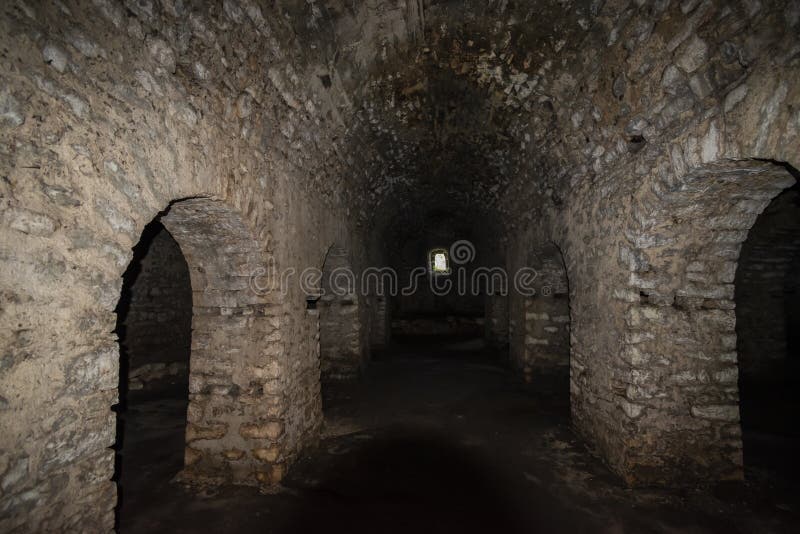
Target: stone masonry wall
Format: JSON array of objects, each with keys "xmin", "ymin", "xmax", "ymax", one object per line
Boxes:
[
  {"xmin": 594, "ymin": 161, "xmax": 796, "ymax": 484},
  {"xmin": 319, "ymin": 246, "xmax": 364, "ymax": 382},
  {"xmin": 521, "ymin": 297, "xmax": 571, "ymax": 379},
  {"xmin": 159, "ymin": 199, "xmax": 289, "ymax": 486},
  {"xmin": 2, "ymin": 3, "xmax": 800, "ymax": 530},
  {"xmin": 0, "ymin": 1, "xmax": 374, "ymax": 530},
  {"xmin": 497, "ymin": 1, "xmax": 800, "ymax": 486}
]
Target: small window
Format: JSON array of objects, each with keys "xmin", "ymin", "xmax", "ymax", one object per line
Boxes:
[{"xmin": 429, "ymin": 248, "xmax": 450, "ymax": 275}]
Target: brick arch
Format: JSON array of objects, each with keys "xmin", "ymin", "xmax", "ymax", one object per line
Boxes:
[
  {"xmin": 613, "ymin": 159, "xmax": 796, "ymax": 485},
  {"xmin": 119, "ymin": 197, "xmax": 287, "ymax": 487}
]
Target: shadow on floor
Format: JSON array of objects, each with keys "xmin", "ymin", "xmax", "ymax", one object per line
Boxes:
[
  {"xmin": 115, "ymin": 340, "xmax": 800, "ymax": 533},
  {"xmin": 284, "ymin": 428, "xmax": 527, "ymax": 534}
]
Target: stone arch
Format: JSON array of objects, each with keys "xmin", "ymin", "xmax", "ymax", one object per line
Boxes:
[
  {"xmin": 518, "ymin": 242, "xmax": 571, "ymax": 383},
  {"xmin": 612, "ymin": 159, "xmax": 796, "ymax": 485},
  {"xmin": 318, "ymin": 244, "xmax": 366, "ymax": 383},
  {"xmin": 734, "ymin": 180, "xmax": 800, "ymax": 473},
  {"xmin": 115, "ymin": 221, "xmax": 192, "ymax": 396},
  {"xmin": 735, "ymin": 184, "xmax": 800, "ymax": 380},
  {"xmin": 116, "ymin": 197, "xmax": 286, "ymax": 486}
]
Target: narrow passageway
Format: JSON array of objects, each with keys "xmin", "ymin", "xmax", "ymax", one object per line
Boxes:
[
  {"xmin": 117, "ymin": 337, "xmax": 799, "ymax": 534},
  {"xmin": 735, "ymin": 183, "xmax": 800, "ymax": 507},
  {"xmin": 113, "ymin": 220, "xmax": 192, "ymax": 528}
]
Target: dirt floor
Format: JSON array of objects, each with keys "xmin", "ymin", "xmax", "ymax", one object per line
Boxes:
[{"xmin": 115, "ymin": 338, "xmax": 800, "ymax": 533}]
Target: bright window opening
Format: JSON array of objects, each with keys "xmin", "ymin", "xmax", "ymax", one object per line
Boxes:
[
  {"xmin": 429, "ymin": 248, "xmax": 450, "ymax": 275},
  {"xmin": 434, "ymin": 253, "xmax": 447, "ymax": 271}
]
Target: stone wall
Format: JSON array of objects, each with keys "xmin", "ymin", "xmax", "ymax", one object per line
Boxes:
[
  {"xmin": 117, "ymin": 222, "xmax": 191, "ymax": 391},
  {"xmin": 159, "ymin": 198, "xmax": 295, "ymax": 487},
  {"xmin": 2, "ymin": 1, "xmax": 800, "ymax": 529},
  {"xmin": 496, "ymin": 1, "xmax": 800, "ymax": 486},
  {"xmin": 520, "ymin": 297, "xmax": 571, "ymax": 378},
  {"xmin": 392, "ymin": 315, "xmax": 485, "ymax": 339},
  {"xmin": 318, "ymin": 246, "xmax": 366, "ymax": 382},
  {"xmin": 0, "ymin": 1, "xmax": 368, "ymax": 530},
  {"xmin": 587, "ymin": 161, "xmax": 795, "ymax": 485},
  {"xmin": 389, "ymin": 226, "xmax": 486, "ymax": 331}
]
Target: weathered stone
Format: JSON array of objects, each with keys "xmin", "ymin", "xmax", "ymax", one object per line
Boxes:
[
  {"xmin": 724, "ymin": 84, "xmax": 749, "ymax": 112},
  {"xmin": 0, "ymin": 90, "xmax": 25, "ymax": 126},
  {"xmin": 67, "ymin": 31, "xmax": 105, "ymax": 59},
  {"xmin": 620, "ymin": 399, "xmax": 645, "ymax": 419},
  {"xmin": 1, "ymin": 2, "xmax": 799, "ymax": 528},
  {"xmin": 67, "ymin": 349, "xmax": 118, "ymax": 394},
  {"xmin": 94, "ymin": 199, "xmax": 134, "ymax": 234},
  {"xmin": 223, "ymin": 449, "xmax": 245, "ymax": 460},
  {"xmin": 251, "ymin": 447, "xmax": 279, "ymax": 462},
  {"xmin": 661, "ymin": 65, "xmax": 688, "ymax": 96},
  {"xmin": 691, "ymin": 405, "xmax": 739, "ymax": 421},
  {"xmin": 2, "ymin": 207, "xmax": 57, "ymax": 236},
  {"xmin": 147, "ymin": 37, "xmax": 176, "ymax": 73},
  {"xmin": 1, "ymin": 457, "xmax": 29, "ymax": 493},
  {"xmin": 42, "ymin": 43, "xmax": 69, "ymax": 73},
  {"xmin": 236, "ymin": 93, "xmax": 253, "ymax": 119},
  {"xmin": 612, "ymin": 73, "xmax": 626, "ymax": 99},
  {"xmin": 239, "ymin": 422, "xmax": 283, "ymax": 440},
  {"xmin": 689, "ymin": 71, "xmax": 714, "ymax": 99},
  {"xmin": 676, "ymin": 36, "xmax": 709, "ymax": 74}
]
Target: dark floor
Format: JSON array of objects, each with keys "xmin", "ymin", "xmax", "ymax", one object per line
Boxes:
[{"xmin": 116, "ymin": 338, "xmax": 800, "ymax": 533}]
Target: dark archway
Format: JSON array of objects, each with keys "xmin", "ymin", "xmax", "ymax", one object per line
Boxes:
[
  {"xmin": 113, "ymin": 220, "xmax": 192, "ymax": 526},
  {"xmin": 735, "ymin": 181, "xmax": 800, "ymax": 483},
  {"xmin": 113, "ymin": 198, "xmax": 286, "ymax": 529},
  {"xmin": 517, "ymin": 242, "xmax": 571, "ymax": 384}
]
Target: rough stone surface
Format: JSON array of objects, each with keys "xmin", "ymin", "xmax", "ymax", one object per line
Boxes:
[
  {"xmin": 0, "ymin": 0, "xmax": 799, "ymax": 530},
  {"xmin": 318, "ymin": 245, "xmax": 368, "ymax": 382}
]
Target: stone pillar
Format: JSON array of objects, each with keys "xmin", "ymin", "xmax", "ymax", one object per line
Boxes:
[
  {"xmin": 592, "ymin": 160, "xmax": 796, "ymax": 485},
  {"xmin": 162, "ymin": 199, "xmax": 290, "ymax": 487}
]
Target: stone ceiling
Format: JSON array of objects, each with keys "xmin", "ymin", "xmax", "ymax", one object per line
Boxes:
[{"xmin": 274, "ymin": 0, "xmax": 599, "ymax": 234}]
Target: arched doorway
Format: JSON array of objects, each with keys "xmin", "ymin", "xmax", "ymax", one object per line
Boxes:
[
  {"xmin": 113, "ymin": 198, "xmax": 288, "ymax": 527},
  {"xmin": 601, "ymin": 159, "xmax": 797, "ymax": 485},
  {"xmin": 735, "ymin": 181, "xmax": 800, "ymax": 483},
  {"xmin": 114, "ymin": 220, "xmax": 192, "ymax": 524}
]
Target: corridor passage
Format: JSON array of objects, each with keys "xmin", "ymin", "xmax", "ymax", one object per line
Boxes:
[{"xmin": 118, "ymin": 338, "xmax": 799, "ymax": 534}]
